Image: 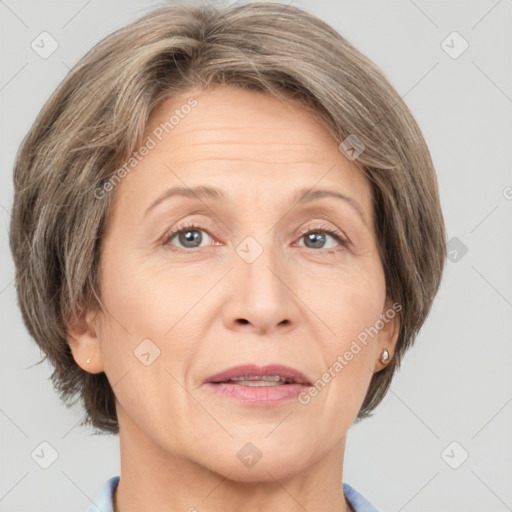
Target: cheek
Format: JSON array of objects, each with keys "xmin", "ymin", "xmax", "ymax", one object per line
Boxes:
[
  {"xmin": 310, "ymin": 263, "xmax": 384, "ymax": 398},
  {"xmin": 306, "ymin": 272, "xmax": 382, "ymax": 425},
  {"xmin": 96, "ymin": 251, "xmax": 207, "ymax": 381},
  {"xmin": 306, "ymin": 261, "xmax": 385, "ymax": 340},
  {"xmin": 98, "ymin": 241, "xmax": 192, "ymax": 335},
  {"xmin": 95, "ymin": 266, "xmax": 196, "ymax": 427}
]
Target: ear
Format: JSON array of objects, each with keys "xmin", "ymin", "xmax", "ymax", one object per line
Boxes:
[
  {"xmin": 373, "ymin": 300, "xmax": 401, "ymax": 373},
  {"xmin": 66, "ymin": 308, "xmax": 105, "ymax": 374}
]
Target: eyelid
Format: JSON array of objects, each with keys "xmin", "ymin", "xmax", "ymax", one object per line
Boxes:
[
  {"xmin": 296, "ymin": 222, "xmax": 348, "ymax": 242},
  {"xmin": 295, "ymin": 222, "xmax": 349, "ymax": 251},
  {"xmin": 162, "ymin": 220, "xmax": 216, "ymax": 247}
]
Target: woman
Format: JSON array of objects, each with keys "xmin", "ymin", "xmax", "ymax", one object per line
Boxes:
[{"xmin": 9, "ymin": 2, "xmax": 447, "ymax": 511}]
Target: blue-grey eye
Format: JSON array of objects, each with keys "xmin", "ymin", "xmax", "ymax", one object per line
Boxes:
[{"xmin": 164, "ymin": 224, "xmax": 213, "ymax": 249}]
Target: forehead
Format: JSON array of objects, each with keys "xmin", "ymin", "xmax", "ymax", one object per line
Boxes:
[
  {"xmin": 110, "ymin": 85, "xmax": 373, "ymax": 227},
  {"xmin": 145, "ymin": 86, "xmax": 352, "ymax": 164}
]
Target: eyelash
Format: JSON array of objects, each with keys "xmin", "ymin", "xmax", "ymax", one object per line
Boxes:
[
  {"xmin": 163, "ymin": 221, "xmax": 348, "ymax": 253},
  {"xmin": 296, "ymin": 224, "xmax": 348, "ymax": 252}
]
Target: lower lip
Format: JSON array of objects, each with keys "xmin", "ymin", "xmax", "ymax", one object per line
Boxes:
[{"xmin": 204, "ymin": 382, "xmax": 310, "ymax": 406}]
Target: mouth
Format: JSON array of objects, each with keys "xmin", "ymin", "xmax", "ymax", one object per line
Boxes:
[
  {"xmin": 203, "ymin": 364, "xmax": 313, "ymax": 406},
  {"xmin": 213, "ymin": 375, "xmax": 296, "ymax": 386},
  {"xmin": 204, "ymin": 364, "xmax": 313, "ymax": 386}
]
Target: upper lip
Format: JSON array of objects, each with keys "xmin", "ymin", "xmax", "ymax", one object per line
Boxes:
[{"xmin": 204, "ymin": 364, "xmax": 312, "ymax": 385}]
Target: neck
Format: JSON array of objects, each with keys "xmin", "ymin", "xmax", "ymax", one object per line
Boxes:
[{"xmin": 113, "ymin": 415, "xmax": 354, "ymax": 512}]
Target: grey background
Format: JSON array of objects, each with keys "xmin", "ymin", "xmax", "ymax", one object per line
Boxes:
[{"xmin": 1, "ymin": 0, "xmax": 511, "ymax": 511}]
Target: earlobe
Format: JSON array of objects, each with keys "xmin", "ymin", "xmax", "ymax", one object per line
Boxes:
[
  {"xmin": 373, "ymin": 348, "xmax": 391, "ymax": 373},
  {"xmin": 374, "ymin": 303, "xmax": 400, "ymax": 372},
  {"xmin": 374, "ymin": 348, "xmax": 392, "ymax": 373},
  {"xmin": 66, "ymin": 310, "xmax": 105, "ymax": 374}
]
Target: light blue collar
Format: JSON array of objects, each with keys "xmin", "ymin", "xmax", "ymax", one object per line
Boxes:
[{"xmin": 87, "ymin": 476, "xmax": 380, "ymax": 512}]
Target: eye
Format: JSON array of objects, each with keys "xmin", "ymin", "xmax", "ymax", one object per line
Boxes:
[
  {"xmin": 163, "ymin": 221, "xmax": 348, "ymax": 252},
  {"xmin": 296, "ymin": 223, "xmax": 348, "ymax": 252},
  {"xmin": 163, "ymin": 222, "xmax": 215, "ymax": 250}
]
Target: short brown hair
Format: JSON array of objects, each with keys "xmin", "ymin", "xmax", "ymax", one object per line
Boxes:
[{"xmin": 9, "ymin": 1, "xmax": 447, "ymax": 434}]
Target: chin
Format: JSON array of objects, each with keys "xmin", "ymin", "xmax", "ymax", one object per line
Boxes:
[{"xmin": 199, "ymin": 443, "xmax": 314, "ymax": 483}]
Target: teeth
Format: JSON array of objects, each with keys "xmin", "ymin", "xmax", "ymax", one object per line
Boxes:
[
  {"xmin": 231, "ymin": 380, "xmax": 286, "ymax": 387},
  {"xmin": 222, "ymin": 375, "xmax": 292, "ymax": 386},
  {"xmin": 230, "ymin": 375, "xmax": 284, "ymax": 382}
]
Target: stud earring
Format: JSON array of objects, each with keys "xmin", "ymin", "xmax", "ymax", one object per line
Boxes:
[
  {"xmin": 86, "ymin": 358, "xmax": 91, "ymax": 364},
  {"xmin": 380, "ymin": 349, "xmax": 389, "ymax": 364}
]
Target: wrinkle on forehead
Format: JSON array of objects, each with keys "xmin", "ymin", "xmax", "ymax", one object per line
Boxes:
[{"xmin": 108, "ymin": 85, "xmax": 375, "ymax": 237}]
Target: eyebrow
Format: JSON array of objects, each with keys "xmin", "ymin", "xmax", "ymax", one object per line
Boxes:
[{"xmin": 144, "ymin": 185, "xmax": 367, "ymax": 225}]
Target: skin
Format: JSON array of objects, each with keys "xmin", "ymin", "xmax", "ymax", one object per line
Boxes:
[{"xmin": 68, "ymin": 85, "xmax": 399, "ymax": 512}]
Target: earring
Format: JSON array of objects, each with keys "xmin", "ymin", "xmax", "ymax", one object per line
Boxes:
[
  {"xmin": 380, "ymin": 349, "xmax": 389, "ymax": 364},
  {"xmin": 86, "ymin": 358, "xmax": 91, "ymax": 364}
]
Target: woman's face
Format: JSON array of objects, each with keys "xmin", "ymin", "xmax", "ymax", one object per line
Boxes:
[{"xmin": 81, "ymin": 85, "xmax": 398, "ymax": 480}]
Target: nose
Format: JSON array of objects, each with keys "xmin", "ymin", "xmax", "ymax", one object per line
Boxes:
[{"xmin": 221, "ymin": 236, "xmax": 299, "ymax": 336}]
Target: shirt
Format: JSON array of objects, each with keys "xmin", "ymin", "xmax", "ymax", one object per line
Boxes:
[{"xmin": 87, "ymin": 475, "xmax": 380, "ymax": 512}]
